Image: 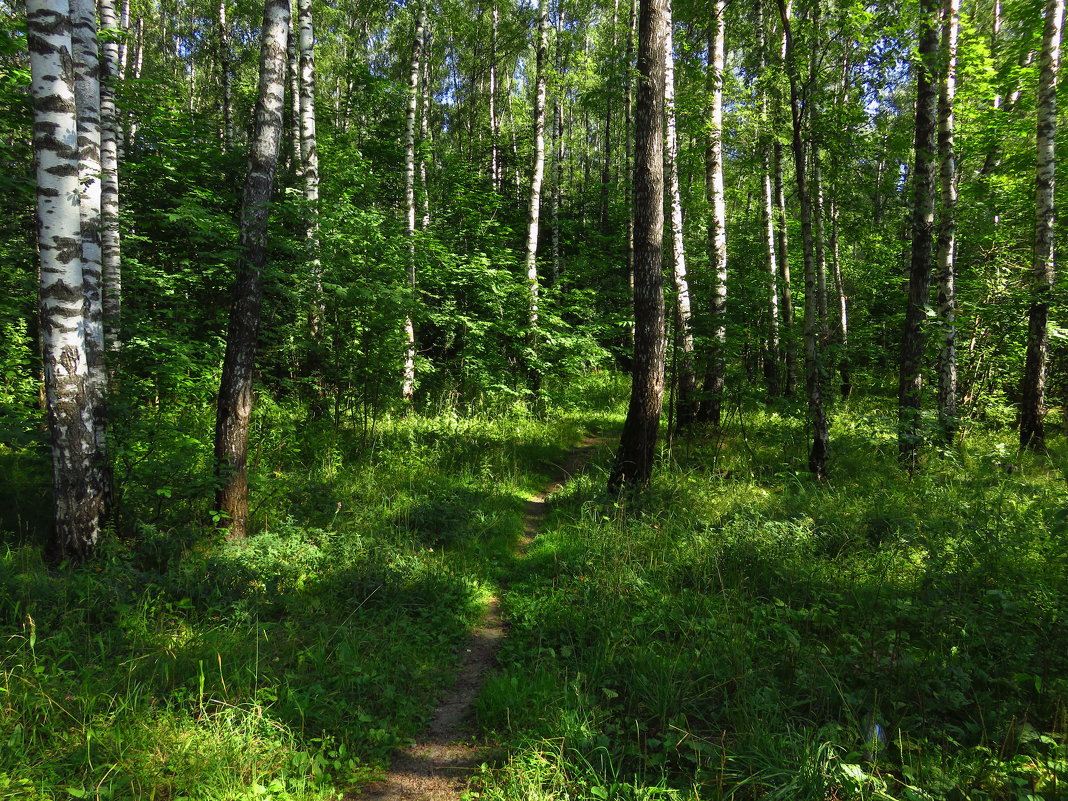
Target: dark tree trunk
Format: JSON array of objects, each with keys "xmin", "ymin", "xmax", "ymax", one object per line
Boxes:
[
  {"xmin": 1020, "ymin": 0, "xmax": 1064, "ymax": 450},
  {"xmin": 214, "ymin": 0, "xmax": 290, "ymax": 539},
  {"xmin": 898, "ymin": 0, "xmax": 939, "ymax": 470},
  {"xmin": 608, "ymin": 0, "xmax": 667, "ymax": 494}
]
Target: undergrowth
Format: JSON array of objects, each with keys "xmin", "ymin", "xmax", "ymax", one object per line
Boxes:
[
  {"xmin": 476, "ymin": 393, "xmax": 1068, "ymax": 801},
  {"xmin": 0, "ymin": 373, "xmax": 623, "ymax": 800}
]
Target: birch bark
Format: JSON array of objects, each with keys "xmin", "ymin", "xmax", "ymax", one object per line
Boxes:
[
  {"xmin": 29, "ymin": 0, "xmax": 106, "ymax": 558},
  {"xmin": 936, "ymin": 0, "xmax": 959, "ymax": 441},
  {"xmin": 99, "ymin": 0, "xmax": 122, "ymax": 372},
  {"xmin": 402, "ymin": 0, "xmax": 424, "ymax": 402},
  {"xmin": 523, "ymin": 0, "xmax": 549, "ymax": 336}
]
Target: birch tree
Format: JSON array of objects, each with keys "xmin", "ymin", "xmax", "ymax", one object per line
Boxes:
[
  {"xmin": 1020, "ymin": 0, "xmax": 1064, "ymax": 450},
  {"xmin": 99, "ymin": 0, "xmax": 122, "ymax": 372},
  {"xmin": 608, "ymin": 0, "xmax": 667, "ymax": 493},
  {"xmin": 402, "ymin": 0, "xmax": 425, "ymax": 402},
  {"xmin": 29, "ymin": 0, "xmax": 107, "ymax": 558},
  {"xmin": 524, "ymin": 0, "xmax": 549, "ymax": 337},
  {"xmin": 698, "ymin": 0, "xmax": 727, "ymax": 426},
  {"xmin": 936, "ymin": 0, "xmax": 959, "ymax": 441},
  {"xmin": 297, "ymin": 0, "xmax": 322, "ymax": 334},
  {"xmin": 664, "ymin": 3, "xmax": 696, "ymax": 424},
  {"xmin": 778, "ymin": 0, "xmax": 829, "ymax": 479},
  {"xmin": 898, "ymin": 0, "xmax": 939, "ymax": 470},
  {"xmin": 214, "ymin": 0, "xmax": 290, "ymax": 539}
]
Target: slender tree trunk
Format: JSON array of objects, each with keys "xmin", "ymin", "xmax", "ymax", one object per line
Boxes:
[
  {"xmin": 218, "ymin": 0, "xmax": 234, "ymax": 149},
  {"xmin": 608, "ymin": 0, "xmax": 667, "ymax": 494},
  {"xmin": 664, "ymin": 4, "xmax": 696, "ymax": 424},
  {"xmin": 1020, "ymin": 0, "xmax": 1064, "ymax": 449},
  {"xmin": 213, "ymin": 0, "xmax": 290, "ymax": 539},
  {"xmin": 402, "ymin": 0, "xmax": 425, "ymax": 403},
  {"xmin": 758, "ymin": 0, "xmax": 781, "ymax": 398},
  {"xmin": 936, "ymin": 0, "xmax": 959, "ymax": 441},
  {"xmin": 774, "ymin": 139, "xmax": 796, "ymax": 395},
  {"xmin": 778, "ymin": 0, "xmax": 829, "ymax": 479},
  {"xmin": 829, "ymin": 201, "xmax": 850, "ymax": 397},
  {"xmin": 898, "ymin": 0, "xmax": 940, "ymax": 469},
  {"xmin": 287, "ymin": 19, "xmax": 301, "ymax": 172},
  {"xmin": 551, "ymin": 0, "xmax": 566, "ymax": 283},
  {"xmin": 99, "ymin": 0, "xmax": 122, "ymax": 378},
  {"xmin": 812, "ymin": 149, "xmax": 829, "ymax": 340},
  {"xmin": 419, "ymin": 22, "xmax": 431, "ymax": 228},
  {"xmin": 29, "ymin": 0, "xmax": 106, "ymax": 559},
  {"xmin": 599, "ymin": 0, "xmax": 619, "ymax": 233},
  {"xmin": 524, "ymin": 0, "xmax": 549, "ymax": 343},
  {"xmin": 71, "ymin": 0, "xmax": 108, "ymax": 464},
  {"xmin": 297, "ymin": 0, "xmax": 322, "ymax": 335},
  {"xmin": 624, "ymin": 0, "xmax": 637, "ymax": 325},
  {"xmin": 697, "ymin": 0, "xmax": 727, "ymax": 425},
  {"xmin": 489, "ymin": 2, "xmax": 500, "ymax": 191}
]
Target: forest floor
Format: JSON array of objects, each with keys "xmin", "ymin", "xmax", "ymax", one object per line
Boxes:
[{"xmin": 355, "ymin": 435, "xmax": 611, "ymax": 801}]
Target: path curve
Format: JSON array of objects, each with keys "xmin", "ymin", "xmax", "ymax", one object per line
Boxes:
[{"xmin": 353, "ymin": 434, "xmax": 610, "ymax": 801}]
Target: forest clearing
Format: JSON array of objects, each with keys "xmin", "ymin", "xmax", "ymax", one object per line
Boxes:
[{"xmin": 4, "ymin": 0, "xmax": 1068, "ymax": 796}]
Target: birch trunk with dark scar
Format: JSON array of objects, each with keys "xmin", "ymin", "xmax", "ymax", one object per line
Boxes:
[
  {"xmin": 664, "ymin": 2, "xmax": 696, "ymax": 424},
  {"xmin": 297, "ymin": 0, "xmax": 322, "ymax": 334},
  {"xmin": 30, "ymin": 0, "xmax": 106, "ymax": 559},
  {"xmin": 1020, "ymin": 0, "xmax": 1064, "ymax": 450},
  {"xmin": 287, "ymin": 18, "xmax": 300, "ymax": 172},
  {"xmin": 758, "ymin": 0, "xmax": 780, "ymax": 397},
  {"xmin": 936, "ymin": 0, "xmax": 959, "ymax": 441},
  {"xmin": 898, "ymin": 0, "xmax": 939, "ymax": 470},
  {"xmin": 608, "ymin": 0, "xmax": 667, "ymax": 494},
  {"xmin": 99, "ymin": 0, "xmax": 122, "ymax": 374},
  {"xmin": 71, "ymin": 0, "xmax": 111, "ymax": 508},
  {"xmin": 697, "ymin": 0, "xmax": 726, "ymax": 426},
  {"xmin": 402, "ymin": 0, "xmax": 424, "ymax": 402},
  {"xmin": 218, "ymin": 0, "xmax": 233, "ymax": 149},
  {"xmin": 524, "ymin": 0, "xmax": 549, "ymax": 338},
  {"xmin": 778, "ymin": 0, "xmax": 829, "ymax": 479},
  {"xmin": 214, "ymin": 0, "xmax": 289, "ymax": 540}
]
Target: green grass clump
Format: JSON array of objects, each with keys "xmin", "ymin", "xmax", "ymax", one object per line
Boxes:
[
  {"xmin": 477, "ymin": 393, "xmax": 1068, "ymax": 801},
  {"xmin": 0, "ymin": 373, "xmax": 626, "ymax": 800}
]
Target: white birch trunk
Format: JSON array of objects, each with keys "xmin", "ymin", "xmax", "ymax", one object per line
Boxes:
[
  {"xmin": 99, "ymin": 0, "xmax": 122, "ymax": 373},
  {"xmin": 664, "ymin": 7, "xmax": 696, "ymax": 423},
  {"xmin": 29, "ymin": 0, "xmax": 105, "ymax": 558},
  {"xmin": 936, "ymin": 0, "xmax": 959, "ymax": 440},
  {"xmin": 699, "ymin": 0, "xmax": 727, "ymax": 426},
  {"xmin": 402, "ymin": 0, "xmax": 425, "ymax": 402},
  {"xmin": 297, "ymin": 0, "xmax": 322, "ymax": 333},
  {"xmin": 524, "ymin": 0, "xmax": 549, "ymax": 333}
]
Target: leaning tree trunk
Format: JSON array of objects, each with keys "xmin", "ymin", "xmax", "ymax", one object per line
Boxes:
[
  {"xmin": 99, "ymin": 0, "xmax": 122, "ymax": 375},
  {"xmin": 523, "ymin": 0, "xmax": 549, "ymax": 378},
  {"xmin": 1020, "ymin": 0, "xmax": 1064, "ymax": 450},
  {"xmin": 608, "ymin": 0, "xmax": 667, "ymax": 494},
  {"xmin": 401, "ymin": 0, "xmax": 425, "ymax": 403},
  {"xmin": 213, "ymin": 0, "xmax": 290, "ymax": 540},
  {"xmin": 936, "ymin": 0, "xmax": 959, "ymax": 442},
  {"xmin": 778, "ymin": 0, "xmax": 829, "ymax": 479},
  {"xmin": 664, "ymin": 3, "xmax": 697, "ymax": 425},
  {"xmin": 698, "ymin": 0, "xmax": 727, "ymax": 425},
  {"xmin": 29, "ymin": 0, "xmax": 106, "ymax": 560},
  {"xmin": 898, "ymin": 0, "xmax": 940, "ymax": 470}
]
